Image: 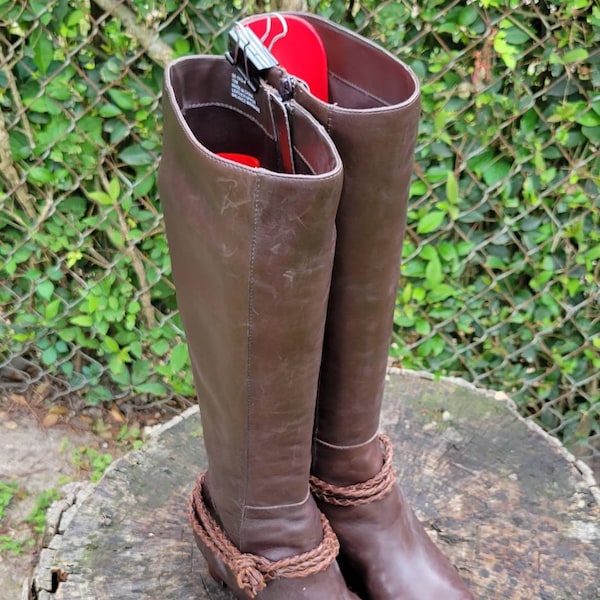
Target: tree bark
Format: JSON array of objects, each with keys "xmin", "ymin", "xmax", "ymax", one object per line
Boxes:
[
  {"xmin": 91, "ymin": 0, "xmax": 174, "ymax": 67},
  {"xmin": 31, "ymin": 371, "xmax": 600, "ymax": 599}
]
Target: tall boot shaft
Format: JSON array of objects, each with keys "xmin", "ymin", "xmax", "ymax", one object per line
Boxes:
[
  {"xmin": 159, "ymin": 57, "xmax": 358, "ymax": 599},
  {"xmin": 159, "ymin": 56, "xmax": 342, "ymax": 548},
  {"xmin": 290, "ymin": 14, "xmax": 421, "ymax": 457}
]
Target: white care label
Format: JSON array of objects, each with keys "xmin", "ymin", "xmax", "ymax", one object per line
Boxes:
[{"xmin": 231, "ymin": 72, "xmax": 260, "ymax": 113}]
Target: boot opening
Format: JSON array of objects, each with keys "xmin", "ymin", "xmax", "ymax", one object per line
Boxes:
[
  {"xmin": 301, "ymin": 15, "xmax": 419, "ymax": 111},
  {"xmin": 167, "ymin": 57, "xmax": 340, "ymax": 176},
  {"xmin": 183, "ymin": 103, "xmax": 283, "ymax": 170}
]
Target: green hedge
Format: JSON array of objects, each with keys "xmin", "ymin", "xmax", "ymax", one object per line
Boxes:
[{"xmin": 0, "ymin": 0, "xmax": 598, "ymax": 448}]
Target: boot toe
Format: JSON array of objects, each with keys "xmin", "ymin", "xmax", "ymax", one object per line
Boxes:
[{"xmin": 318, "ymin": 484, "xmax": 474, "ymax": 600}]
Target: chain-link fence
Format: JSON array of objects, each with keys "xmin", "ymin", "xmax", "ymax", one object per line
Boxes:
[{"xmin": 1, "ymin": 0, "xmax": 598, "ymax": 468}]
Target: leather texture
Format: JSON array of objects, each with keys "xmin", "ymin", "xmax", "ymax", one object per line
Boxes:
[
  {"xmin": 158, "ymin": 55, "xmax": 358, "ymax": 599},
  {"xmin": 283, "ymin": 14, "xmax": 474, "ymax": 599}
]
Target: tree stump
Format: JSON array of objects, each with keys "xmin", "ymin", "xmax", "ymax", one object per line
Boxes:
[{"xmin": 31, "ymin": 371, "xmax": 600, "ymax": 599}]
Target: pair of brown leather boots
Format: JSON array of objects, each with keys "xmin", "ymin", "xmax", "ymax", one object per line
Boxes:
[{"xmin": 158, "ymin": 13, "xmax": 474, "ymax": 600}]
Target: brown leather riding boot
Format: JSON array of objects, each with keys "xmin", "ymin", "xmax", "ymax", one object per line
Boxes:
[
  {"xmin": 158, "ymin": 55, "xmax": 359, "ymax": 599},
  {"xmin": 285, "ymin": 15, "xmax": 474, "ymax": 600}
]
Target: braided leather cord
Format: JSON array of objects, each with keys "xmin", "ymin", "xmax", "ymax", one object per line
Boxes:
[
  {"xmin": 187, "ymin": 472, "xmax": 340, "ymax": 598},
  {"xmin": 310, "ymin": 434, "xmax": 397, "ymax": 507}
]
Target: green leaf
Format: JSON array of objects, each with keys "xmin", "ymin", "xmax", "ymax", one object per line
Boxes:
[
  {"xmin": 425, "ymin": 253, "xmax": 444, "ymax": 286},
  {"xmin": 420, "ymin": 245, "xmax": 437, "ymax": 261},
  {"xmin": 128, "ymin": 300, "xmax": 142, "ymax": 314},
  {"xmin": 446, "ymin": 171, "xmax": 459, "ymax": 204},
  {"xmin": 108, "ymin": 355, "xmax": 126, "ymax": 376},
  {"xmin": 41, "ymin": 346, "xmax": 58, "ymax": 365},
  {"xmin": 530, "ymin": 271, "xmax": 553, "ymax": 291},
  {"xmin": 133, "ymin": 174, "xmax": 155, "ymax": 197},
  {"xmin": 458, "ymin": 5, "xmax": 479, "ymax": 26},
  {"xmin": 28, "ymin": 166, "xmax": 54, "ymax": 184},
  {"xmin": 415, "ymin": 318, "xmax": 431, "ymax": 336},
  {"xmin": 36, "ymin": 280, "xmax": 55, "ymax": 301},
  {"xmin": 70, "ymin": 315, "xmax": 94, "ymax": 327},
  {"xmin": 584, "ymin": 245, "xmax": 600, "ymax": 262},
  {"xmin": 562, "ymin": 48, "xmax": 589, "ymax": 64},
  {"xmin": 33, "ymin": 32, "xmax": 53, "ymax": 74},
  {"xmin": 107, "ymin": 228, "xmax": 125, "ymax": 248},
  {"xmin": 103, "ymin": 336, "xmax": 120, "ymax": 354},
  {"xmin": 503, "ymin": 26, "xmax": 531, "ymax": 45},
  {"xmin": 108, "ymin": 177, "xmax": 120, "ymax": 202},
  {"xmin": 565, "ymin": 278, "xmax": 581, "ymax": 297},
  {"xmin": 28, "ymin": 97, "xmax": 62, "ymax": 115},
  {"xmin": 410, "ymin": 180, "xmax": 427, "ymax": 198},
  {"xmin": 108, "ymin": 89, "xmax": 134, "ymax": 111},
  {"xmin": 428, "ymin": 285, "xmax": 457, "ymax": 302},
  {"xmin": 486, "ymin": 256, "xmax": 505, "ymax": 269},
  {"xmin": 576, "ymin": 111, "xmax": 600, "ymax": 127},
  {"xmin": 99, "ymin": 104, "xmax": 122, "ymax": 118},
  {"xmin": 438, "ymin": 242, "xmax": 457, "ymax": 262},
  {"xmin": 45, "ymin": 298, "xmax": 62, "ymax": 321},
  {"xmin": 134, "ymin": 382, "xmax": 167, "ymax": 395},
  {"xmin": 119, "ymin": 145, "xmax": 154, "ymax": 166},
  {"xmin": 493, "ymin": 32, "xmax": 518, "ymax": 70},
  {"xmin": 416, "ymin": 211, "xmax": 445, "ymax": 234},
  {"xmin": 108, "ymin": 121, "xmax": 129, "ymax": 145},
  {"xmin": 170, "ymin": 343, "xmax": 189, "ymax": 372},
  {"xmin": 150, "ymin": 339, "xmax": 170, "ymax": 356},
  {"xmin": 582, "ymin": 126, "xmax": 600, "ymax": 144},
  {"xmin": 88, "ymin": 191, "xmax": 115, "ymax": 206},
  {"xmin": 58, "ymin": 327, "xmax": 77, "ymax": 342},
  {"xmin": 87, "ymin": 386, "xmax": 114, "ymax": 405},
  {"xmin": 483, "ymin": 160, "xmax": 511, "ymax": 186}
]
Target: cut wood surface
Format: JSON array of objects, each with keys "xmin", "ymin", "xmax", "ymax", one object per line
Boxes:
[{"xmin": 32, "ymin": 371, "xmax": 600, "ymax": 599}]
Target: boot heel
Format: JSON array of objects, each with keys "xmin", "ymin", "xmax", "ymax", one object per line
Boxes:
[
  {"xmin": 208, "ymin": 564, "xmax": 227, "ymax": 588},
  {"xmin": 194, "ymin": 529, "xmax": 231, "ymax": 590},
  {"xmin": 205, "ymin": 553, "xmax": 252, "ymax": 599}
]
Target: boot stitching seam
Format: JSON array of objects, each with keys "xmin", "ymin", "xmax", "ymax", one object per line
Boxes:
[
  {"xmin": 325, "ymin": 105, "xmax": 334, "ymax": 135},
  {"xmin": 327, "ymin": 68, "xmax": 421, "ymax": 110},
  {"xmin": 241, "ymin": 175, "xmax": 261, "ymax": 550},
  {"xmin": 329, "ymin": 72, "xmax": 389, "ymax": 107},
  {"xmin": 314, "ymin": 430, "xmax": 380, "ymax": 450},
  {"xmin": 244, "ymin": 488, "xmax": 312, "ymax": 511}
]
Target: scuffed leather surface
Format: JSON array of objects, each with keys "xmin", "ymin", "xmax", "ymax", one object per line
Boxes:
[{"xmin": 158, "ymin": 55, "xmax": 358, "ymax": 598}]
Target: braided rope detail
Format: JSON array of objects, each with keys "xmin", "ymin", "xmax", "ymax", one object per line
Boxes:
[
  {"xmin": 310, "ymin": 434, "xmax": 397, "ymax": 507},
  {"xmin": 187, "ymin": 472, "xmax": 340, "ymax": 599}
]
